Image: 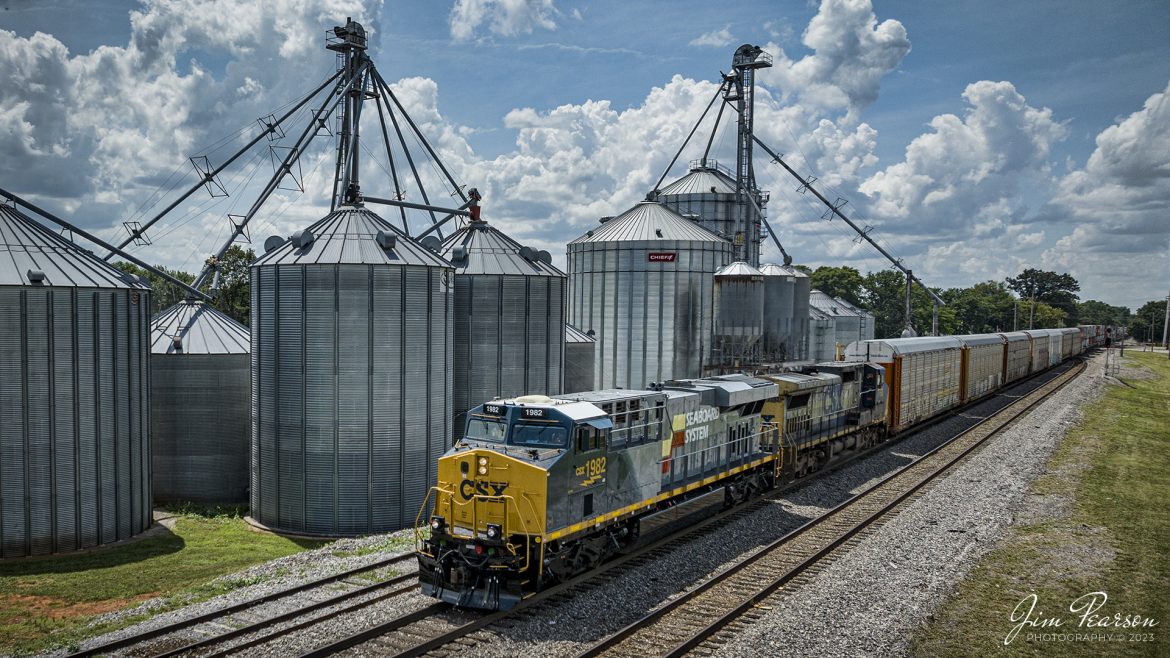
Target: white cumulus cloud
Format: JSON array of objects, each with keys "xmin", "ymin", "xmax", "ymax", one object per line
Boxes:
[
  {"xmin": 449, "ymin": 0, "xmax": 558, "ymax": 42},
  {"xmin": 689, "ymin": 26, "xmax": 734, "ymax": 48}
]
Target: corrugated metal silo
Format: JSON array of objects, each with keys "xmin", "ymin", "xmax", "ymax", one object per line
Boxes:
[
  {"xmin": 150, "ymin": 301, "xmax": 250, "ymax": 505},
  {"xmin": 808, "ymin": 306, "xmax": 837, "ymax": 362},
  {"xmin": 567, "ymin": 201, "xmax": 732, "ymax": 389},
  {"xmin": 711, "ymin": 262, "xmax": 765, "ymax": 369},
  {"xmin": 250, "ymin": 207, "xmax": 453, "ymax": 535},
  {"xmin": 0, "ymin": 204, "xmax": 152, "ymax": 558},
  {"xmin": 656, "ymin": 160, "xmax": 765, "ymax": 266},
  {"xmin": 439, "ymin": 219, "xmax": 565, "ymax": 440},
  {"xmin": 810, "ymin": 290, "xmax": 863, "ymax": 357},
  {"xmin": 759, "ymin": 263, "xmax": 794, "ymax": 362},
  {"xmin": 785, "ymin": 265, "xmax": 811, "ymax": 360},
  {"xmin": 564, "ymin": 323, "xmax": 595, "ymax": 394}
]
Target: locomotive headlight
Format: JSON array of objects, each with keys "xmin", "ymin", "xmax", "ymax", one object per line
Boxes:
[
  {"xmin": 486, "ymin": 523, "xmax": 502, "ymax": 540},
  {"xmin": 430, "ymin": 515, "xmax": 446, "ymax": 532},
  {"xmin": 478, "ymin": 465, "xmax": 488, "ymax": 475}
]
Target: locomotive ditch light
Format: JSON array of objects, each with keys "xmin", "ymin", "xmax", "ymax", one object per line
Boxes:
[
  {"xmin": 478, "ymin": 456, "xmax": 489, "ymax": 475},
  {"xmin": 430, "ymin": 515, "xmax": 446, "ymax": 532},
  {"xmin": 486, "ymin": 523, "xmax": 502, "ymax": 540}
]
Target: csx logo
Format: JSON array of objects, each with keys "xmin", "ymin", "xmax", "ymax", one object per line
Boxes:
[{"xmin": 459, "ymin": 479, "xmax": 509, "ymax": 500}]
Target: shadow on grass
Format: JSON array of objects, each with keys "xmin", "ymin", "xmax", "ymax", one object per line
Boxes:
[{"xmin": 0, "ymin": 525, "xmax": 186, "ymax": 578}]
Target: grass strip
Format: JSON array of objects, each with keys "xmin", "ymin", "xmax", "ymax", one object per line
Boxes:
[
  {"xmin": 0, "ymin": 512, "xmax": 326, "ymax": 656},
  {"xmin": 911, "ymin": 352, "xmax": 1169, "ymax": 657}
]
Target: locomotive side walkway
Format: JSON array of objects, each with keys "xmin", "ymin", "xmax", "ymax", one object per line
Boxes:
[{"xmin": 715, "ymin": 351, "xmax": 1166, "ymax": 658}]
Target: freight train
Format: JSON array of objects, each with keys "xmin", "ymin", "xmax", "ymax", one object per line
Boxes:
[{"xmin": 416, "ymin": 327, "xmax": 1100, "ymax": 610}]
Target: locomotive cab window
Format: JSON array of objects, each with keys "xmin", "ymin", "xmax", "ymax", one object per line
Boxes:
[
  {"xmin": 576, "ymin": 425, "xmax": 605, "ymax": 453},
  {"xmin": 510, "ymin": 423, "xmax": 567, "ymax": 449}
]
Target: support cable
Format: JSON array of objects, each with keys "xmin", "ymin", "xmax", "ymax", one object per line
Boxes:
[
  {"xmin": 191, "ymin": 66, "xmax": 360, "ymax": 290},
  {"xmin": 107, "ymin": 69, "xmax": 344, "ymax": 257},
  {"xmin": 0, "ymin": 187, "xmax": 211, "ymax": 301},
  {"xmin": 650, "ymin": 82, "xmax": 727, "ymax": 195},
  {"xmin": 372, "ymin": 69, "xmax": 469, "ymax": 204},
  {"xmin": 751, "ymin": 133, "xmax": 945, "ymax": 307}
]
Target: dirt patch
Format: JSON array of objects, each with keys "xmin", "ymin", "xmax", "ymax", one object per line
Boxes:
[{"xmin": 2, "ymin": 591, "xmax": 160, "ymax": 621}]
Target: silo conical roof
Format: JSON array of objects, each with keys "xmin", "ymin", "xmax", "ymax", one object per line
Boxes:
[
  {"xmin": 715, "ymin": 261, "xmax": 764, "ymax": 277},
  {"xmin": 151, "ymin": 300, "xmax": 250, "ymax": 354},
  {"xmin": 565, "ymin": 323, "xmax": 595, "ymax": 343},
  {"xmin": 658, "ymin": 166, "xmax": 737, "ymax": 196},
  {"xmin": 782, "ymin": 264, "xmax": 809, "ymax": 278},
  {"xmin": 439, "ymin": 220, "xmax": 564, "ymax": 276},
  {"xmin": 568, "ymin": 201, "xmax": 727, "ymax": 244},
  {"xmin": 252, "ymin": 206, "xmax": 450, "ymax": 268},
  {"xmin": 759, "ymin": 263, "xmax": 793, "ymax": 277},
  {"xmin": 0, "ymin": 204, "xmax": 148, "ymax": 289}
]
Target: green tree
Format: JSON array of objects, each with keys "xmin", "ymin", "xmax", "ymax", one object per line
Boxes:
[
  {"xmin": 1130, "ymin": 299, "xmax": 1167, "ymax": 343},
  {"xmin": 206, "ymin": 245, "xmax": 255, "ymax": 326},
  {"xmin": 810, "ymin": 265, "xmax": 864, "ymax": 307},
  {"xmin": 860, "ymin": 270, "xmax": 907, "ymax": 339},
  {"xmin": 1077, "ymin": 300, "xmax": 1130, "ymax": 327},
  {"xmin": 859, "ymin": 269, "xmax": 956, "ymax": 338},
  {"xmin": 112, "ymin": 262, "xmax": 196, "ymax": 315},
  {"xmin": 940, "ymin": 281, "xmax": 1017, "ymax": 333},
  {"xmin": 1006, "ymin": 268, "xmax": 1081, "ymax": 325}
]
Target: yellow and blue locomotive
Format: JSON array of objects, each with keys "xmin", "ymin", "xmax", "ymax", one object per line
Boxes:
[{"xmin": 416, "ymin": 365, "xmax": 887, "ymax": 610}]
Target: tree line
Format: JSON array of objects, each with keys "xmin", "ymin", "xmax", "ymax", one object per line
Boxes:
[
  {"xmin": 113, "ymin": 245, "xmax": 255, "ymax": 326},
  {"xmin": 799, "ymin": 265, "xmax": 1153, "ymax": 340}
]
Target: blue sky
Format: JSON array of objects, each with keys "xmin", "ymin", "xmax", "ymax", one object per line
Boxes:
[{"xmin": 1, "ymin": 0, "xmax": 1168, "ymax": 309}]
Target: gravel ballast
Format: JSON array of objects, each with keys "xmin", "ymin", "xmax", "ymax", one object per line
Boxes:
[{"xmin": 715, "ymin": 354, "xmax": 1105, "ymax": 658}]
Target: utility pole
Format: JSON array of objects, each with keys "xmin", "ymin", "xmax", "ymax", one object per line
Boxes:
[
  {"xmin": 902, "ymin": 269, "xmax": 916, "ymax": 338},
  {"xmin": 1162, "ymin": 284, "xmax": 1169, "ymax": 352},
  {"xmin": 1013, "ymin": 301, "xmax": 1018, "ymax": 331}
]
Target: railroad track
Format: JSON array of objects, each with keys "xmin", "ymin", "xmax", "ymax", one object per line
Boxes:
[
  {"xmin": 296, "ymin": 363, "xmax": 1081, "ymax": 658},
  {"xmin": 573, "ymin": 359, "xmax": 1086, "ymax": 658},
  {"xmin": 68, "ymin": 550, "xmax": 418, "ymax": 658}
]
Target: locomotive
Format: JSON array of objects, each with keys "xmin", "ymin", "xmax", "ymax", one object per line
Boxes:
[{"xmin": 416, "ymin": 328, "xmax": 1092, "ymax": 610}]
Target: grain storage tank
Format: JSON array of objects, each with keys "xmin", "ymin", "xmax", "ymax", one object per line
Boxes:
[
  {"xmin": 440, "ymin": 219, "xmax": 565, "ymax": 440},
  {"xmin": 655, "ymin": 159, "xmax": 765, "ymax": 265},
  {"xmin": 809, "ymin": 291, "xmax": 864, "ymax": 358},
  {"xmin": 807, "ymin": 306, "xmax": 837, "ymax": 363},
  {"xmin": 711, "ymin": 262, "xmax": 765, "ymax": 370},
  {"xmin": 567, "ymin": 201, "xmax": 732, "ymax": 389},
  {"xmin": 564, "ymin": 324, "xmax": 596, "ymax": 394},
  {"xmin": 150, "ymin": 300, "xmax": 250, "ymax": 505},
  {"xmin": 250, "ymin": 206, "xmax": 453, "ymax": 535},
  {"xmin": 786, "ymin": 265, "xmax": 811, "ymax": 360},
  {"xmin": 0, "ymin": 204, "xmax": 151, "ymax": 558},
  {"xmin": 759, "ymin": 263, "xmax": 795, "ymax": 363}
]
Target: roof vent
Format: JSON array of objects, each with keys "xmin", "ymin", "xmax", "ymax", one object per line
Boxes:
[
  {"xmin": 586, "ymin": 328, "xmax": 596, "ymax": 338},
  {"xmin": 291, "ymin": 229, "xmax": 314, "ymax": 249},
  {"xmin": 375, "ymin": 230, "xmax": 396, "ymax": 250},
  {"xmin": 264, "ymin": 235, "xmax": 286, "ymax": 253},
  {"xmin": 420, "ymin": 236, "xmax": 441, "ymax": 252},
  {"xmin": 519, "ymin": 246, "xmax": 536, "ymax": 261},
  {"xmin": 586, "ymin": 230, "xmax": 594, "ymax": 237},
  {"xmin": 171, "ymin": 335, "xmax": 183, "ymax": 352},
  {"xmin": 655, "ymin": 228, "xmax": 663, "ymax": 238},
  {"xmin": 599, "ymin": 216, "xmax": 613, "ymax": 224},
  {"xmin": 26, "ymin": 269, "xmax": 46, "ymax": 284},
  {"xmin": 537, "ymin": 250, "xmax": 552, "ymax": 265},
  {"xmin": 451, "ymin": 245, "xmax": 468, "ymax": 260}
]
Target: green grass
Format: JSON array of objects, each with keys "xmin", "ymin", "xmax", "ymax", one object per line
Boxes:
[
  {"xmin": 911, "ymin": 352, "xmax": 1170, "ymax": 657},
  {"xmin": 0, "ymin": 513, "xmax": 327, "ymax": 656}
]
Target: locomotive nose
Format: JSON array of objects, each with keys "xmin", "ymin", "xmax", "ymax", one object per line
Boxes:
[{"xmin": 432, "ymin": 449, "xmax": 548, "ymax": 540}]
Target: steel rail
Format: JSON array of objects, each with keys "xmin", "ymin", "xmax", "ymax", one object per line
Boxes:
[
  {"xmin": 66, "ymin": 551, "xmax": 416, "ymax": 658},
  {"xmin": 575, "ymin": 360, "xmax": 1085, "ymax": 658},
  {"xmin": 149, "ymin": 573, "xmax": 418, "ymax": 658}
]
